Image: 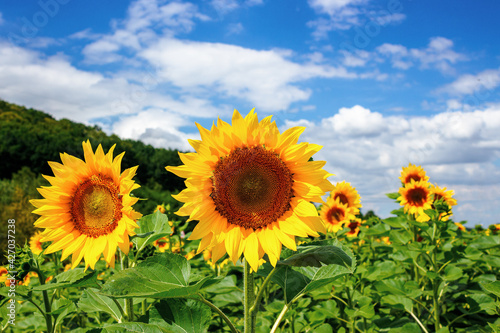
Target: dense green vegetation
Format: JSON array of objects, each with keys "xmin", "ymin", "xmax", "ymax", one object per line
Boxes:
[{"xmin": 0, "ymin": 100, "xmax": 185, "ymax": 264}]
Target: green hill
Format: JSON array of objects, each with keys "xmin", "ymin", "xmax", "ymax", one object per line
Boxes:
[{"xmin": 0, "ymin": 100, "xmax": 186, "ymax": 263}]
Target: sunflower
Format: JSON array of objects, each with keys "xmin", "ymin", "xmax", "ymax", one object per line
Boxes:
[
  {"xmin": 30, "ymin": 140, "xmax": 142, "ymax": 270},
  {"xmin": 430, "ymin": 184, "xmax": 457, "ymax": 220},
  {"xmin": 346, "ymin": 218, "xmax": 363, "ymax": 237},
  {"xmin": 167, "ymin": 109, "xmax": 333, "ymax": 272},
  {"xmin": 330, "ymin": 181, "xmax": 361, "ymax": 214},
  {"xmin": 398, "ymin": 180, "xmax": 432, "ymax": 222},
  {"xmin": 319, "ymin": 197, "xmax": 356, "ymax": 233},
  {"xmin": 29, "ymin": 231, "xmax": 44, "ymax": 255},
  {"xmin": 399, "ymin": 164, "xmax": 429, "ymax": 185},
  {"xmin": 0, "ymin": 267, "xmax": 7, "ymax": 284},
  {"xmin": 454, "ymin": 222, "xmax": 466, "ymax": 231}
]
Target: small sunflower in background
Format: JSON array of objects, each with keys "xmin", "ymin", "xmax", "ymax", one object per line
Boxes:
[
  {"xmin": 330, "ymin": 181, "xmax": 362, "ymax": 214},
  {"xmin": 430, "ymin": 184, "xmax": 457, "ymax": 220},
  {"xmin": 30, "ymin": 140, "xmax": 142, "ymax": 270},
  {"xmin": 346, "ymin": 218, "xmax": 364, "ymax": 237},
  {"xmin": 399, "ymin": 163, "xmax": 429, "ymax": 185},
  {"xmin": 398, "ymin": 179, "xmax": 433, "ymax": 222},
  {"xmin": 319, "ymin": 197, "xmax": 356, "ymax": 233},
  {"xmin": 29, "ymin": 231, "xmax": 44, "ymax": 255},
  {"xmin": 167, "ymin": 109, "xmax": 333, "ymax": 272}
]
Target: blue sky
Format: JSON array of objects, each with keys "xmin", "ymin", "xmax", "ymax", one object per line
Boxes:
[{"xmin": 1, "ymin": 0, "xmax": 500, "ymax": 226}]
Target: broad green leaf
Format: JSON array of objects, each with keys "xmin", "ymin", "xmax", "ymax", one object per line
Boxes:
[
  {"xmin": 92, "ymin": 322, "xmax": 170, "ymax": 332},
  {"xmin": 278, "ymin": 245, "xmax": 352, "ymax": 268},
  {"xmin": 383, "ymin": 217, "xmax": 408, "ymax": 229},
  {"xmin": 301, "ymin": 264, "xmax": 353, "ymax": 296},
  {"xmin": 52, "ymin": 298, "xmax": 77, "ymax": 331},
  {"xmin": 315, "ymin": 323, "xmax": 333, "ymax": 333},
  {"xmin": 78, "ymin": 288, "xmax": 124, "ymax": 322},
  {"xmin": 149, "ymin": 299, "xmax": 211, "ymax": 333},
  {"xmin": 470, "ymin": 235, "xmax": 500, "ymax": 250},
  {"xmin": 32, "ymin": 269, "xmax": 99, "ymax": 291},
  {"xmin": 364, "ymin": 223, "xmax": 390, "ymax": 236},
  {"xmin": 443, "ymin": 265, "xmax": 463, "ymax": 281},
  {"xmin": 387, "ymin": 322, "xmax": 421, "ymax": 333},
  {"xmin": 386, "ymin": 192, "xmax": 399, "ymax": 200},
  {"xmin": 466, "ymin": 293, "xmax": 497, "ymax": 315},
  {"xmin": 265, "ymin": 265, "xmax": 310, "ymax": 304},
  {"xmin": 481, "ymin": 281, "xmax": 500, "ymax": 298},
  {"xmin": 100, "ymin": 252, "xmax": 222, "ymax": 298},
  {"xmin": 375, "ymin": 279, "xmax": 407, "ymax": 296},
  {"xmin": 381, "ymin": 295, "xmax": 413, "ymax": 313},
  {"xmin": 389, "ymin": 229, "xmax": 412, "ymax": 245},
  {"xmin": 133, "ymin": 211, "xmax": 172, "ymax": 253}
]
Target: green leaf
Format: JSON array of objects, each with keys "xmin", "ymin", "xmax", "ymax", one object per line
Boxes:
[
  {"xmin": 32, "ymin": 269, "xmax": 99, "ymax": 291},
  {"xmin": 364, "ymin": 223, "xmax": 390, "ymax": 236},
  {"xmin": 383, "ymin": 217, "xmax": 407, "ymax": 228},
  {"xmin": 78, "ymin": 288, "xmax": 124, "ymax": 322},
  {"xmin": 277, "ymin": 245, "xmax": 353, "ymax": 269},
  {"xmin": 481, "ymin": 281, "xmax": 500, "ymax": 298},
  {"xmin": 100, "ymin": 252, "xmax": 222, "ymax": 298},
  {"xmin": 386, "ymin": 192, "xmax": 400, "ymax": 200},
  {"xmin": 148, "ymin": 299, "xmax": 211, "ymax": 333},
  {"xmin": 92, "ymin": 322, "xmax": 170, "ymax": 332},
  {"xmin": 133, "ymin": 211, "xmax": 172, "ymax": 253},
  {"xmin": 381, "ymin": 295, "xmax": 413, "ymax": 312},
  {"xmin": 443, "ymin": 265, "xmax": 463, "ymax": 281},
  {"xmin": 389, "ymin": 229, "xmax": 413, "ymax": 245}
]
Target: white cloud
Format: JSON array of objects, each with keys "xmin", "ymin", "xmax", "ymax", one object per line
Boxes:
[
  {"xmin": 439, "ymin": 68, "xmax": 500, "ymax": 96},
  {"xmin": 0, "ymin": 41, "xmax": 222, "ymax": 124},
  {"xmin": 211, "ymin": 0, "xmax": 239, "ymax": 14},
  {"xmin": 111, "ymin": 108, "xmax": 198, "ymax": 151},
  {"xmin": 307, "ymin": 0, "xmax": 405, "ymax": 39},
  {"xmin": 226, "ymin": 22, "xmax": 244, "ymax": 35},
  {"xmin": 283, "ymin": 105, "xmax": 500, "ymax": 224},
  {"xmin": 139, "ymin": 38, "xmax": 356, "ymax": 111},
  {"xmin": 81, "ymin": 0, "xmax": 209, "ymax": 64},
  {"xmin": 376, "ymin": 37, "xmax": 467, "ymax": 74},
  {"xmin": 308, "ymin": 0, "xmax": 365, "ymax": 16}
]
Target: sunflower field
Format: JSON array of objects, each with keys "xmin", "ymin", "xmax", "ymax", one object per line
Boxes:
[{"xmin": 1, "ymin": 110, "xmax": 500, "ymax": 333}]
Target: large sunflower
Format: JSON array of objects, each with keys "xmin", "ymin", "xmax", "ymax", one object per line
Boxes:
[
  {"xmin": 319, "ymin": 197, "xmax": 356, "ymax": 233},
  {"xmin": 399, "ymin": 163, "xmax": 429, "ymax": 185},
  {"xmin": 398, "ymin": 180, "xmax": 432, "ymax": 222},
  {"xmin": 167, "ymin": 110, "xmax": 333, "ymax": 272},
  {"xmin": 30, "ymin": 140, "xmax": 142, "ymax": 270}
]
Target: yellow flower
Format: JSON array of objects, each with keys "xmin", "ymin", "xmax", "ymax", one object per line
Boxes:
[
  {"xmin": 167, "ymin": 110, "xmax": 333, "ymax": 272},
  {"xmin": 399, "ymin": 164, "xmax": 429, "ymax": 185},
  {"xmin": 29, "ymin": 231, "xmax": 44, "ymax": 255},
  {"xmin": 398, "ymin": 180, "xmax": 432, "ymax": 222},
  {"xmin": 455, "ymin": 222, "xmax": 466, "ymax": 231},
  {"xmin": 378, "ymin": 236, "xmax": 391, "ymax": 245},
  {"xmin": 203, "ymin": 249, "xmax": 230, "ymax": 270},
  {"xmin": 319, "ymin": 197, "xmax": 356, "ymax": 233},
  {"xmin": 155, "ymin": 205, "xmax": 166, "ymax": 214},
  {"xmin": 430, "ymin": 184, "xmax": 457, "ymax": 221},
  {"xmin": 346, "ymin": 218, "xmax": 363, "ymax": 237},
  {"xmin": 329, "ymin": 181, "xmax": 362, "ymax": 214},
  {"xmin": 154, "ymin": 237, "xmax": 182, "ymax": 253},
  {"xmin": 0, "ymin": 267, "xmax": 7, "ymax": 284},
  {"xmin": 30, "ymin": 140, "xmax": 142, "ymax": 270}
]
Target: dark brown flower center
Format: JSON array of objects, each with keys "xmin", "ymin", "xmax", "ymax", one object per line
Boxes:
[
  {"xmin": 405, "ymin": 173, "xmax": 422, "ymax": 184},
  {"xmin": 407, "ymin": 187, "xmax": 428, "ymax": 207},
  {"xmin": 71, "ymin": 175, "xmax": 122, "ymax": 237},
  {"xmin": 211, "ymin": 146, "xmax": 294, "ymax": 230},
  {"xmin": 334, "ymin": 193, "xmax": 349, "ymax": 205},
  {"xmin": 327, "ymin": 206, "xmax": 345, "ymax": 224}
]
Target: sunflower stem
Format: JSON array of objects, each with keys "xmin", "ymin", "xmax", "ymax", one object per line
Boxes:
[
  {"xmin": 249, "ymin": 265, "xmax": 278, "ymax": 318},
  {"xmin": 36, "ymin": 267, "xmax": 53, "ymax": 333},
  {"xmin": 270, "ymin": 303, "xmax": 289, "ymax": 333},
  {"xmin": 194, "ymin": 294, "xmax": 239, "ymax": 333},
  {"xmin": 120, "ymin": 250, "xmax": 134, "ymax": 321},
  {"xmin": 244, "ymin": 260, "xmax": 256, "ymax": 333}
]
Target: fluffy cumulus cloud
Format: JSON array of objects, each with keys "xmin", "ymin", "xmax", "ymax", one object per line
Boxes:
[
  {"xmin": 80, "ymin": 0, "xmax": 209, "ymax": 64},
  {"xmin": 139, "ymin": 38, "xmax": 355, "ymax": 111},
  {"xmin": 283, "ymin": 105, "xmax": 500, "ymax": 225}
]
